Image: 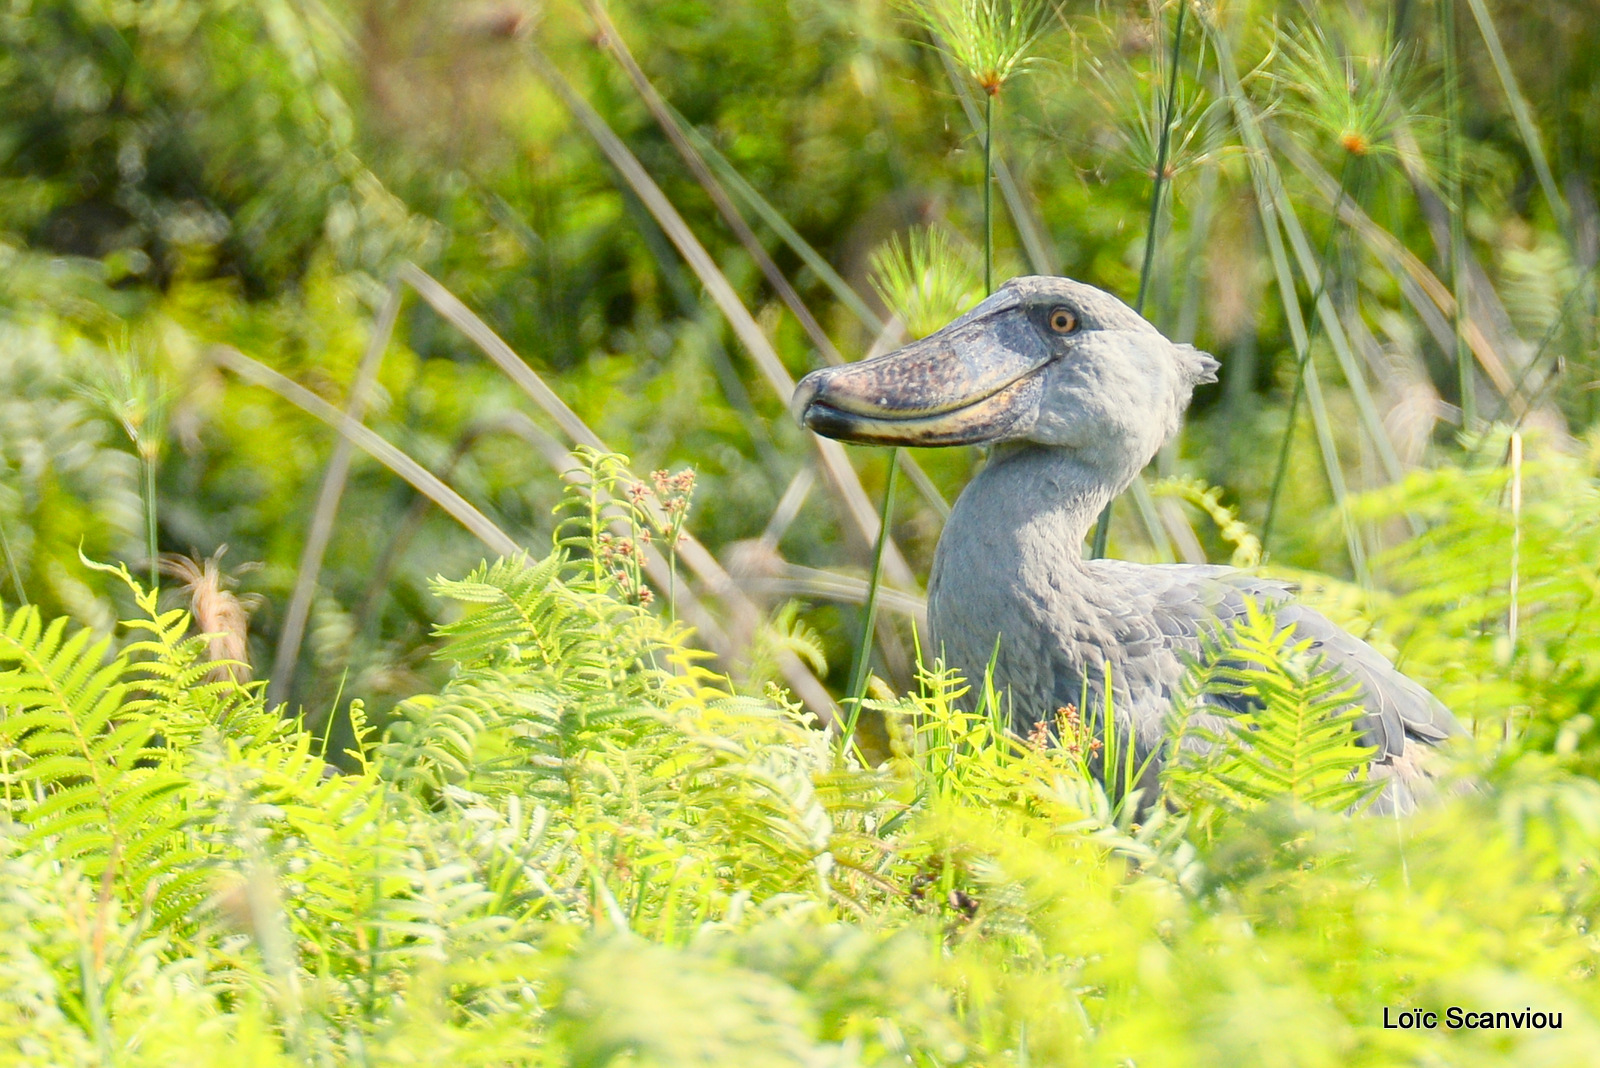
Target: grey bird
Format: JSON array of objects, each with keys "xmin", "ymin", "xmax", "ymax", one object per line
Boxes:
[{"xmin": 792, "ymin": 276, "xmax": 1462, "ymax": 813}]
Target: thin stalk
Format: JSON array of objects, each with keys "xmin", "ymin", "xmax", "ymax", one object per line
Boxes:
[
  {"xmin": 940, "ymin": 49, "xmax": 1061, "ymax": 275},
  {"xmin": 686, "ymin": 116, "xmax": 884, "ymax": 332},
  {"xmin": 1277, "ymin": 131, "xmax": 1518, "ymax": 401},
  {"xmin": 1092, "ymin": 0, "xmax": 1187, "ymax": 561},
  {"xmin": 588, "ymin": 0, "xmax": 844, "ymax": 364},
  {"xmin": 1253, "ymin": 193, "xmax": 1368, "ymax": 579},
  {"xmin": 210, "ymin": 345, "xmax": 520, "ymax": 557},
  {"xmin": 1261, "ymin": 362, "xmax": 1307, "ymax": 552},
  {"xmin": 1263, "ymin": 157, "xmax": 1354, "ymax": 549},
  {"xmin": 1480, "ymin": 264, "xmax": 1599, "ymax": 434},
  {"xmin": 596, "ymin": 34, "xmax": 949, "ymax": 517},
  {"xmin": 667, "ymin": 528, "xmax": 680, "ymax": 625},
  {"xmin": 984, "ymin": 90, "xmax": 995, "ymax": 295},
  {"xmin": 142, "ymin": 448, "xmax": 158, "ymax": 592},
  {"xmin": 1209, "ymin": 69, "xmax": 1408, "ymax": 491},
  {"xmin": 1441, "ymin": 0, "xmax": 1475, "ymax": 429},
  {"xmin": 1508, "ymin": 430, "xmax": 1522, "ymax": 665},
  {"xmin": 1258, "ymin": 143, "xmax": 1408, "ymax": 487},
  {"xmin": 1135, "ymin": 0, "xmax": 1187, "ymax": 315},
  {"xmin": 529, "ymin": 47, "xmax": 915, "ymax": 587},
  {"xmin": 843, "ymin": 453, "xmax": 900, "ymax": 751},
  {"xmin": 268, "ymin": 279, "xmax": 403, "ymax": 709},
  {"xmin": 1462, "ymin": 0, "xmax": 1569, "ymax": 234},
  {"xmin": 1210, "ymin": 17, "xmax": 1402, "ymax": 574}
]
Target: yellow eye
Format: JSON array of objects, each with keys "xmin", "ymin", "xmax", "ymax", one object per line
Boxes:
[{"xmin": 1048, "ymin": 307, "xmax": 1078, "ymax": 334}]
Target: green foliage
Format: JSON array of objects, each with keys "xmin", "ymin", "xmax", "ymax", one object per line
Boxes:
[
  {"xmin": 0, "ymin": 590, "xmax": 201, "ymax": 925},
  {"xmin": 1166, "ymin": 602, "xmax": 1381, "ymax": 836},
  {"xmin": 1273, "ymin": 19, "xmax": 1420, "ymax": 161},
  {"xmin": 869, "ymin": 224, "xmax": 984, "ymax": 340},
  {"xmin": 898, "ymin": 0, "xmax": 1055, "ymax": 96},
  {"xmin": 0, "ymin": 533, "xmax": 1597, "ymax": 1064},
  {"xmin": 1355, "ymin": 427, "xmax": 1600, "ymax": 770}
]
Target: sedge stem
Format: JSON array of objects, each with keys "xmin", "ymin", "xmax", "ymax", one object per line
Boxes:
[
  {"xmin": 1442, "ymin": 0, "xmax": 1476, "ymax": 430},
  {"xmin": 143, "ymin": 449, "xmax": 159, "ymax": 591},
  {"xmin": 983, "ymin": 90, "xmax": 994, "ymax": 295},
  {"xmin": 842, "ymin": 451, "xmax": 900, "ymax": 755},
  {"xmin": 1262, "ymin": 156, "xmax": 1354, "ymax": 552},
  {"xmin": 1092, "ymin": 0, "xmax": 1187, "ymax": 560}
]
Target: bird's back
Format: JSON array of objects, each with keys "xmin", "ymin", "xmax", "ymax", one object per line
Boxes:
[{"xmin": 929, "ymin": 553, "xmax": 1463, "ymax": 814}]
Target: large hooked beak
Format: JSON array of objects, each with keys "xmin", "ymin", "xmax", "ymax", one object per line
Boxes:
[{"xmin": 791, "ymin": 288, "xmax": 1051, "ymax": 447}]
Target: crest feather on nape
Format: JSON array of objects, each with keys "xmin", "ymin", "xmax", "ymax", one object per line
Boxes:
[{"xmin": 1175, "ymin": 344, "xmax": 1221, "ymax": 386}]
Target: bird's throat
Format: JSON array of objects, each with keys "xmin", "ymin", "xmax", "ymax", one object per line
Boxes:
[{"xmin": 967, "ymin": 444, "xmax": 1134, "ymax": 558}]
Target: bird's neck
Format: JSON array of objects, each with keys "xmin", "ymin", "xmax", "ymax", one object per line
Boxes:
[{"xmin": 961, "ymin": 444, "xmax": 1139, "ymax": 560}]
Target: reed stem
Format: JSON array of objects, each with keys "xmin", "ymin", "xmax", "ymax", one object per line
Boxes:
[
  {"xmin": 142, "ymin": 448, "xmax": 158, "ymax": 592},
  {"xmin": 843, "ymin": 452, "xmax": 899, "ymax": 752},
  {"xmin": 1091, "ymin": 0, "xmax": 1187, "ymax": 561},
  {"xmin": 1262, "ymin": 157, "xmax": 1354, "ymax": 551},
  {"xmin": 267, "ymin": 281, "xmax": 403, "ymax": 709},
  {"xmin": 983, "ymin": 90, "xmax": 994, "ymax": 295},
  {"xmin": 1441, "ymin": 0, "xmax": 1476, "ymax": 429}
]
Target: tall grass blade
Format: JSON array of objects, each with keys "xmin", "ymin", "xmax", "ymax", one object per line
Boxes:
[
  {"xmin": 0, "ymin": 515, "xmax": 23, "ymax": 604},
  {"xmin": 142, "ymin": 446, "xmax": 158, "ymax": 592},
  {"xmin": 1093, "ymin": 0, "xmax": 1188, "ymax": 562},
  {"xmin": 399, "ymin": 264, "xmax": 604, "ymax": 451},
  {"xmin": 586, "ymin": 0, "xmax": 845, "ymax": 366},
  {"xmin": 209, "ymin": 346, "xmax": 521, "ymax": 557},
  {"xmin": 1262, "ymin": 157, "xmax": 1353, "ymax": 549},
  {"xmin": 1212, "ymin": 33, "xmax": 1407, "ymax": 487},
  {"xmin": 1278, "ymin": 134, "xmax": 1520, "ymax": 399},
  {"xmin": 1440, "ymin": 0, "xmax": 1476, "ymax": 429},
  {"xmin": 1206, "ymin": 20, "xmax": 1367, "ymax": 578},
  {"xmin": 268, "ymin": 278, "xmax": 402, "ymax": 708},
  {"xmin": 682, "ymin": 117, "xmax": 885, "ymax": 333},
  {"xmin": 1461, "ymin": 0, "xmax": 1570, "ymax": 234},
  {"xmin": 1253, "ymin": 139, "xmax": 1406, "ymax": 484},
  {"xmin": 736, "ymin": 561, "xmax": 927, "ymax": 625},
  {"xmin": 843, "ymin": 453, "xmax": 900, "ymax": 751},
  {"xmin": 1508, "ymin": 429, "xmax": 1522, "ymax": 668},
  {"xmin": 403, "ymin": 264, "xmax": 842, "ymax": 718},
  {"xmin": 1135, "ymin": 0, "xmax": 1188, "ymax": 316},
  {"xmin": 590, "ymin": 25, "xmax": 951, "ymax": 519},
  {"xmin": 529, "ymin": 46, "xmax": 916, "ymax": 589}
]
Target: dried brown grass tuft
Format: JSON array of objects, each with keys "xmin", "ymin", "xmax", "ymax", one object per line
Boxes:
[{"xmin": 159, "ymin": 548, "xmax": 260, "ymax": 683}]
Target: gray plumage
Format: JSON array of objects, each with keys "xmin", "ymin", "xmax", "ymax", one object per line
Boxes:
[{"xmin": 794, "ymin": 276, "xmax": 1462, "ymax": 813}]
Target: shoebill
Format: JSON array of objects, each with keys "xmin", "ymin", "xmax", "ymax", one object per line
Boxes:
[{"xmin": 792, "ymin": 276, "xmax": 1461, "ymax": 813}]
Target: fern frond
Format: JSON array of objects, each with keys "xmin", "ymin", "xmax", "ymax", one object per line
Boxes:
[
  {"xmin": 432, "ymin": 553, "xmax": 589, "ymax": 671},
  {"xmin": 0, "ymin": 603, "xmax": 201, "ymax": 925},
  {"xmin": 1167, "ymin": 602, "xmax": 1381, "ymax": 831}
]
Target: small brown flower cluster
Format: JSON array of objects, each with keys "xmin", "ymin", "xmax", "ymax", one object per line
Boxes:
[
  {"xmin": 595, "ymin": 531, "xmax": 652, "ymax": 605},
  {"xmin": 1025, "ymin": 717, "xmax": 1052, "ymax": 751},
  {"xmin": 1025, "ymin": 704, "xmax": 1106, "ymax": 758},
  {"xmin": 649, "ymin": 468, "xmax": 696, "ymax": 548},
  {"xmin": 605, "ymin": 467, "xmax": 696, "ymax": 611},
  {"xmin": 1055, "ymin": 704, "xmax": 1102, "ymax": 759}
]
